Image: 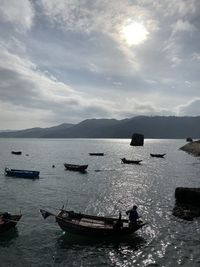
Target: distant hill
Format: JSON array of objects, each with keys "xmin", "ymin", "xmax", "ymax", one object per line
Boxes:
[
  {"xmin": 0, "ymin": 123, "xmax": 74, "ymax": 138},
  {"xmin": 0, "ymin": 116, "xmax": 200, "ymax": 139}
]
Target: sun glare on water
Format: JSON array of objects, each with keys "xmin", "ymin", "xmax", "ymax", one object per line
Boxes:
[{"xmin": 122, "ymin": 21, "xmax": 149, "ymax": 46}]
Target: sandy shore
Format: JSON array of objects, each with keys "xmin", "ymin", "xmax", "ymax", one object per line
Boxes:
[{"xmin": 180, "ymin": 140, "xmax": 200, "ymax": 156}]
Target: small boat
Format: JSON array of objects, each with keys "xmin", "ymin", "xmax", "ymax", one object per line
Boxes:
[
  {"xmin": 89, "ymin": 153, "xmax": 104, "ymax": 156},
  {"xmin": 121, "ymin": 158, "xmax": 142, "ymax": 164},
  {"xmin": 150, "ymin": 153, "xmax": 166, "ymax": 158},
  {"xmin": 5, "ymin": 168, "xmax": 40, "ymax": 178},
  {"xmin": 64, "ymin": 163, "xmax": 88, "ymax": 172},
  {"xmin": 40, "ymin": 208, "xmax": 146, "ymax": 237},
  {"xmin": 186, "ymin": 137, "xmax": 193, "ymax": 142},
  {"xmin": 0, "ymin": 212, "xmax": 22, "ymax": 234},
  {"xmin": 11, "ymin": 151, "xmax": 22, "ymax": 155}
]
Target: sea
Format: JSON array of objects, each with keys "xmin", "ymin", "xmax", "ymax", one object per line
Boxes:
[{"xmin": 0, "ymin": 138, "xmax": 200, "ymax": 267}]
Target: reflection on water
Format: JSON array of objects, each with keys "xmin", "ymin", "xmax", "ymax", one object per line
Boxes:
[
  {"xmin": 54, "ymin": 232, "xmax": 146, "ymax": 266},
  {"xmin": 0, "ymin": 228, "xmax": 19, "ymax": 247},
  {"xmin": 0, "ymin": 138, "xmax": 200, "ymax": 266},
  {"xmin": 57, "ymin": 231, "xmax": 146, "ymax": 249}
]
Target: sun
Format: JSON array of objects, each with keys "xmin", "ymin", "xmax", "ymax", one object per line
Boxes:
[{"xmin": 121, "ymin": 21, "xmax": 149, "ymax": 46}]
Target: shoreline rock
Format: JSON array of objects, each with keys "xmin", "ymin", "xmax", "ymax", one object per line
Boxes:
[
  {"xmin": 173, "ymin": 187, "xmax": 200, "ymax": 220},
  {"xmin": 175, "ymin": 187, "xmax": 200, "ymax": 206},
  {"xmin": 180, "ymin": 140, "xmax": 200, "ymax": 156},
  {"xmin": 130, "ymin": 133, "xmax": 144, "ymax": 146},
  {"xmin": 173, "ymin": 203, "xmax": 200, "ymax": 221}
]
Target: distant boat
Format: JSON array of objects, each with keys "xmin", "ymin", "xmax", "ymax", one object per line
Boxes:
[
  {"xmin": 40, "ymin": 208, "xmax": 146, "ymax": 237},
  {"xmin": 186, "ymin": 137, "xmax": 193, "ymax": 142},
  {"xmin": 0, "ymin": 212, "xmax": 22, "ymax": 234},
  {"xmin": 5, "ymin": 168, "xmax": 40, "ymax": 179},
  {"xmin": 64, "ymin": 163, "xmax": 88, "ymax": 172},
  {"xmin": 150, "ymin": 153, "xmax": 166, "ymax": 158},
  {"xmin": 121, "ymin": 158, "xmax": 142, "ymax": 164},
  {"xmin": 89, "ymin": 153, "xmax": 104, "ymax": 156},
  {"xmin": 11, "ymin": 151, "xmax": 22, "ymax": 155}
]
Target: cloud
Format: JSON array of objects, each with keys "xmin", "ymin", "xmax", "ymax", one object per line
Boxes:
[
  {"xmin": 0, "ymin": 41, "xmax": 125, "ymax": 127},
  {"xmin": 113, "ymin": 98, "xmax": 175, "ymax": 118},
  {"xmin": 177, "ymin": 99, "xmax": 200, "ymax": 116},
  {"xmin": 173, "ymin": 20, "xmax": 196, "ymax": 34},
  {"xmin": 192, "ymin": 53, "xmax": 200, "ymax": 61},
  {"xmin": 39, "ymin": 0, "xmax": 134, "ymax": 34},
  {"xmin": 150, "ymin": 0, "xmax": 198, "ymax": 17},
  {"xmin": 0, "ymin": 0, "xmax": 34, "ymax": 31},
  {"xmin": 0, "ymin": 101, "xmax": 54, "ymax": 130},
  {"xmin": 38, "ymin": 0, "xmax": 158, "ymax": 67},
  {"xmin": 0, "ymin": 0, "xmax": 200, "ymax": 129},
  {"xmin": 0, "ymin": 44, "xmax": 84, "ymax": 121}
]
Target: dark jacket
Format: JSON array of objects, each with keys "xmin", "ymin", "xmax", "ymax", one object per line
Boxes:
[{"xmin": 126, "ymin": 208, "xmax": 139, "ymax": 222}]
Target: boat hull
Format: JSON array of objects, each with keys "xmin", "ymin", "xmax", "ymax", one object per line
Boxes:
[
  {"xmin": 55, "ymin": 210, "xmax": 145, "ymax": 237},
  {"xmin": 0, "ymin": 214, "xmax": 22, "ymax": 234},
  {"xmin": 64, "ymin": 164, "xmax": 88, "ymax": 172},
  {"xmin": 121, "ymin": 158, "xmax": 142, "ymax": 164},
  {"xmin": 150, "ymin": 153, "xmax": 166, "ymax": 158},
  {"xmin": 11, "ymin": 151, "xmax": 22, "ymax": 155},
  {"xmin": 5, "ymin": 168, "xmax": 40, "ymax": 178},
  {"xmin": 89, "ymin": 153, "xmax": 104, "ymax": 156}
]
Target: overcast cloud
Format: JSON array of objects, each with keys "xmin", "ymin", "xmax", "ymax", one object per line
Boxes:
[{"xmin": 0, "ymin": 0, "xmax": 200, "ymax": 129}]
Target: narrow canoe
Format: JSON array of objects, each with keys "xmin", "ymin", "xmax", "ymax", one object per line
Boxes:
[
  {"xmin": 11, "ymin": 151, "xmax": 22, "ymax": 155},
  {"xmin": 64, "ymin": 163, "xmax": 88, "ymax": 172},
  {"xmin": 89, "ymin": 153, "xmax": 104, "ymax": 156},
  {"xmin": 121, "ymin": 158, "xmax": 142, "ymax": 164},
  {"xmin": 150, "ymin": 153, "xmax": 166, "ymax": 158}
]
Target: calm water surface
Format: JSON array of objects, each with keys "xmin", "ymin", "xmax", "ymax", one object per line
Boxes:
[{"xmin": 0, "ymin": 138, "xmax": 200, "ymax": 267}]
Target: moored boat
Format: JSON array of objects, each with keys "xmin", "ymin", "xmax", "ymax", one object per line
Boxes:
[
  {"xmin": 11, "ymin": 151, "xmax": 22, "ymax": 155},
  {"xmin": 40, "ymin": 208, "xmax": 145, "ymax": 237},
  {"xmin": 89, "ymin": 153, "xmax": 104, "ymax": 156},
  {"xmin": 64, "ymin": 163, "xmax": 88, "ymax": 172},
  {"xmin": 121, "ymin": 158, "xmax": 142, "ymax": 164},
  {"xmin": 150, "ymin": 153, "xmax": 166, "ymax": 158},
  {"xmin": 0, "ymin": 212, "xmax": 22, "ymax": 234},
  {"xmin": 5, "ymin": 168, "xmax": 40, "ymax": 178}
]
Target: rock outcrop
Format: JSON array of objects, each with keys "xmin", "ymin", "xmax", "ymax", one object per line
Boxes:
[
  {"xmin": 175, "ymin": 187, "xmax": 200, "ymax": 206},
  {"xmin": 180, "ymin": 140, "xmax": 200, "ymax": 156},
  {"xmin": 130, "ymin": 133, "xmax": 144, "ymax": 146},
  {"xmin": 173, "ymin": 187, "xmax": 200, "ymax": 220}
]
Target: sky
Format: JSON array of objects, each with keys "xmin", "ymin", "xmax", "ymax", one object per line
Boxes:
[{"xmin": 0, "ymin": 0, "xmax": 200, "ymax": 130}]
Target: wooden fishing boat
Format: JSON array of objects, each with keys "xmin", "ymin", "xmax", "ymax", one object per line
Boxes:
[
  {"xmin": 0, "ymin": 212, "xmax": 22, "ymax": 234},
  {"xmin": 89, "ymin": 153, "xmax": 104, "ymax": 156},
  {"xmin": 150, "ymin": 153, "xmax": 166, "ymax": 158},
  {"xmin": 121, "ymin": 158, "xmax": 142, "ymax": 164},
  {"xmin": 11, "ymin": 151, "xmax": 22, "ymax": 155},
  {"xmin": 64, "ymin": 163, "xmax": 88, "ymax": 172},
  {"xmin": 40, "ymin": 208, "xmax": 145, "ymax": 237},
  {"xmin": 5, "ymin": 168, "xmax": 40, "ymax": 178}
]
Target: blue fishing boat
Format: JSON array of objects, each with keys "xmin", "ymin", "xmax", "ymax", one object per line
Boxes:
[{"xmin": 5, "ymin": 168, "xmax": 40, "ymax": 178}]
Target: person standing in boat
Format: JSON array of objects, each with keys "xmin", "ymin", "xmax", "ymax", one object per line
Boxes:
[{"xmin": 126, "ymin": 205, "xmax": 139, "ymax": 225}]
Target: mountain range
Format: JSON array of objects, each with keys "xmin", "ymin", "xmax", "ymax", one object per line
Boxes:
[{"xmin": 0, "ymin": 116, "xmax": 200, "ymax": 139}]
